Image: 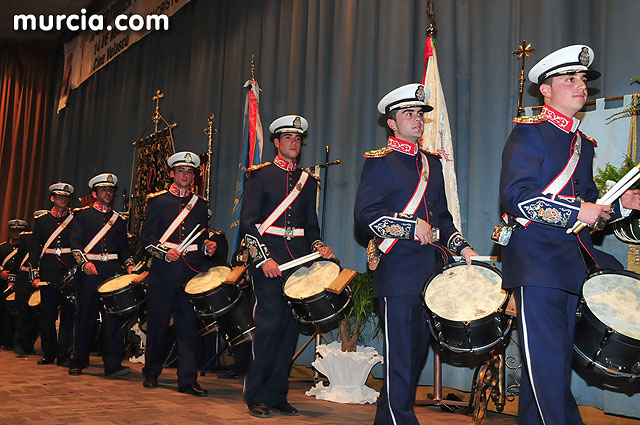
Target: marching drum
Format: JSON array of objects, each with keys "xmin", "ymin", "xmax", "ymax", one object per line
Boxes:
[
  {"xmin": 5, "ymin": 291, "xmax": 16, "ymax": 315},
  {"xmin": 98, "ymin": 274, "xmax": 146, "ymax": 316},
  {"xmin": 28, "ymin": 290, "xmax": 41, "ymax": 308},
  {"xmin": 574, "ymin": 270, "xmax": 640, "ymax": 379},
  {"xmin": 283, "ymin": 259, "xmax": 352, "ymax": 335},
  {"xmin": 185, "ymin": 266, "xmax": 240, "ymax": 318},
  {"xmin": 423, "ymin": 261, "xmax": 512, "ymax": 356},
  {"xmin": 185, "ymin": 266, "xmax": 255, "ymax": 347}
]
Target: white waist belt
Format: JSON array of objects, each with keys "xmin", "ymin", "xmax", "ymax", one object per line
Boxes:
[
  {"xmin": 255, "ymin": 223, "xmax": 305, "ymax": 238},
  {"xmin": 86, "ymin": 253, "xmax": 118, "ymax": 262},
  {"xmin": 163, "ymin": 242, "xmax": 199, "ymax": 253},
  {"xmin": 44, "ymin": 248, "xmax": 72, "ymax": 255}
]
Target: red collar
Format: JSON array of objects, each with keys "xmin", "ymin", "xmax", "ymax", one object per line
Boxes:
[
  {"xmin": 169, "ymin": 184, "xmax": 191, "ymax": 198},
  {"xmin": 387, "ymin": 137, "xmax": 418, "ymax": 155},
  {"xmin": 50, "ymin": 208, "xmax": 69, "ymax": 218},
  {"xmin": 274, "ymin": 156, "xmax": 297, "ymax": 171},
  {"xmin": 92, "ymin": 202, "xmax": 111, "ymax": 213},
  {"xmin": 542, "ymin": 105, "xmax": 580, "ymax": 133}
]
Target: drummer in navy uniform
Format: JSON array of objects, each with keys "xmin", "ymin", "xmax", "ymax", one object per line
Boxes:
[
  {"xmin": 30, "ymin": 183, "xmax": 76, "ymax": 366},
  {"xmin": 69, "ymin": 173, "xmax": 134, "ymax": 377},
  {"xmin": 500, "ymin": 45, "xmax": 640, "ymax": 425},
  {"xmin": 240, "ymin": 115, "xmax": 335, "ymax": 418},
  {"xmin": 140, "ymin": 151, "xmax": 217, "ymax": 396},
  {"xmin": 354, "ymin": 83, "xmax": 477, "ymax": 425},
  {"xmin": 8, "ymin": 219, "xmax": 41, "ymax": 357},
  {"xmin": 0, "ymin": 219, "xmax": 29, "ymax": 350}
]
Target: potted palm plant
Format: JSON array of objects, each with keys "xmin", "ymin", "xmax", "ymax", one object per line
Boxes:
[{"xmin": 306, "ymin": 271, "xmax": 383, "ymax": 404}]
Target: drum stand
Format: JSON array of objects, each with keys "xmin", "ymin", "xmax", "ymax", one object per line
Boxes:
[
  {"xmin": 290, "ymin": 331, "xmax": 331, "ymax": 382},
  {"xmin": 416, "ymin": 347, "xmax": 507, "ymax": 425},
  {"xmin": 289, "ymin": 146, "xmax": 342, "ymax": 383}
]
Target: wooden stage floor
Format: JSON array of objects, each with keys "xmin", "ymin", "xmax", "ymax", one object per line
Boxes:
[{"xmin": 0, "ymin": 347, "xmax": 519, "ymax": 424}]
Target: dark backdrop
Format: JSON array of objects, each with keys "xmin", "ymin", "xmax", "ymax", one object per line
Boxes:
[{"xmin": 45, "ymin": 0, "xmax": 640, "ymax": 271}]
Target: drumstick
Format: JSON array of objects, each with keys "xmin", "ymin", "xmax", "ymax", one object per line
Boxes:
[
  {"xmin": 177, "ymin": 224, "xmax": 201, "ymax": 252},
  {"xmin": 278, "ymin": 252, "xmax": 321, "ymax": 272},
  {"xmin": 568, "ymin": 170, "xmax": 640, "ymax": 234},
  {"xmin": 452, "ymin": 255, "xmax": 499, "ymax": 262},
  {"xmin": 131, "ymin": 261, "xmax": 145, "ymax": 273},
  {"xmin": 181, "ymin": 228, "xmax": 207, "ymax": 253}
]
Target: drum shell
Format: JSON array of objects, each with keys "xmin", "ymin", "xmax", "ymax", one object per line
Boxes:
[
  {"xmin": 216, "ymin": 290, "xmax": 255, "ymax": 347},
  {"xmin": 282, "ymin": 258, "xmax": 352, "ymax": 335},
  {"xmin": 98, "ymin": 278, "xmax": 146, "ymax": 316},
  {"xmin": 186, "ymin": 283, "xmax": 240, "ymax": 319},
  {"xmin": 423, "ymin": 261, "xmax": 512, "ymax": 356},
  {"xmin": 574, "ymin": 289, "xmax": 640, "ymax": 379},
  {"xmin": 285, "ymin": 287, "xmax": 352, "ymax": 335}
]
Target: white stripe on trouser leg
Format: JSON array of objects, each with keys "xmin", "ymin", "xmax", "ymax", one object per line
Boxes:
[
  {"xmin": 243, "ymin": 281, "xmax": 259, "ymax": 398},
  {"xmin": 383, "ymin": 297, "xmax": 398, "ymax": 425},
  {"xmin": 520, "ymin": 287, "xmax": 546, "ymax": 425}
]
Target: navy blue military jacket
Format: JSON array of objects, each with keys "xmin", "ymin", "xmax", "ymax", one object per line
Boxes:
[
  {"xmin": 240, "ymin": 156, "xmax": 322, "ymax": 267},
  {"xmin": 0, "ymin": 240, "xmax": 20, "ymax": 272},
  {"xmin": 500, "ymin": 105, "xmax": 623, "ymax": 294},
  {"xmin": 30, "ymin": 210, "xmax": 74, "ymax": 281},
  {"xmin": 70, "ymin": 203, "xmax": 132, "ymax": 275},
  {"xmin": 354, "ymin": 137, "xmax": 470, "ymax": 298},
  {"xmin": 140, "ymin": 187, "xmax": 210, "ymax": 276}
]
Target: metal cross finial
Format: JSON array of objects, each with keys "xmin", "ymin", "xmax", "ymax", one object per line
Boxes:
[
  {"xmin": 152, "ymin": 90, "xmax": 165, "ymax": 132},
  {"xmin": 513, "ymin": 40, "xmax": 535, "ymax": 59},
  {"xmin": 513, "ymin": 40, "xmax": 536, "ymax": 116},
  {"xmin": 426, "ymin": 0, "xmax": 436, "ymax": 38}
]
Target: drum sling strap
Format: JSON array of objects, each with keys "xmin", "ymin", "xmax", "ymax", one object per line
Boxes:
[
  {"xmin": 516, "ymin": 132, "xmax": 582, "ymax": 227},
  {"xmin": 257, "ymin": 172, "xmax": 309, "ymax": 236},
  {"xmin": 84, "ymin": 211, "xmax": 119, "ymax": 253},
  {"xmin": 40, "ymin": 213, "xmax": 74, "ymax": 258},
  {"xmin": 378, "ymin": 151, "xmax": 429, "ymax": 254},
  {"xmin": 1, "ymin": 248, "xmax": 18, "ymax": 269},
  {"xmin": 158, "ymin": 194, "xmax": 199, "ymax": 245}
]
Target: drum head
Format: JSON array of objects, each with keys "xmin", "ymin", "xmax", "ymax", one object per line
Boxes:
[
  {"xmin": 583, "ymin": 271, "xmax": 640, "ymax": 340},
  {"xmin": 98, "ymin": 274, "xmax": 137, "ymax": 293},
  {"xmin": 185, "ymin": 266, "xmax": 231, "ymax": 295},
  {"xmin": 284, "ymin": 261, "xmax": 341, "ymax": 299},
  {"xmin": 424, "ymin": 262, "xmax": 505, "ymax": 322},
  {"xmin": 28, "ymin": 290, "xmax": 41, "ymax": 307}
]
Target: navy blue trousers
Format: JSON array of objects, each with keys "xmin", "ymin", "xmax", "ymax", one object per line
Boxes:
[
  {"xmin": 72, "ymin": 271, "xmax": 125, "ymax": 371},
  {"xmin": 143, "ymin": 261, "xmax": 199, "ymax": 388},
  {"xmin": 375, "ymin": 296, "xmax": 429, "ymax": 425},
  {"xmin": 243, "ymin": 271, "xmax": 298, "ymax": 407},
  {"xmin": 39, "ymin": 284, "xmax": 74, "ymax": 359},
  {"xmin": 515, "ymin": 286, "xmax": 584, "ymax": 425}
]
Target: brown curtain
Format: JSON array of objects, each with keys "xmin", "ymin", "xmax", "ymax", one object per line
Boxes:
[{"xmin": 0, "ymin": 42, "xmax": 55, "ymax": 241}]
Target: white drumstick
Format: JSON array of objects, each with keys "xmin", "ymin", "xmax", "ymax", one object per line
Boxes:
[
  {"xmin": 568, "ymin": 170, "xmax": 640, "ymax": 234},
  {"xmin": 452, "ymin": 255, "xmax": 499, "ymax": 262},
  {"xmin": 177, "ymin": 224, "xmax": 201, "ymax": 252},
  {"xmin": 278, "ymin": 251, "xmax": 321, "ymax": 272}
]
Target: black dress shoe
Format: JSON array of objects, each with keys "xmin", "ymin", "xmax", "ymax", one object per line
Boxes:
[
  {"xmin": 247, "ymin": 402, "xmax": 271, "ymax": 418},
  {"xmin": 68, "ymin": 367, "xmax": 83, "ymax": 376},
  {"xmin": 143, "ymin": 376, "xmax": 158, "ymax": 389},
  {"xmin": 271, "ymin": 401, "xmax": 300, "ymax": 416},
  {"xmin": 37, "ymin": 356, "xmax": 56, "ymax": 365},
  {"xmin": 14, "ymin": 347, "xmax": 26, "ymax": 357},
  {"xmin": 178, "ymin": 383, "xmax": 208, "ymax": 397},
  {"xmin": 105, "ymin": 365, "xmax": 131, "ymax": 377}
]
